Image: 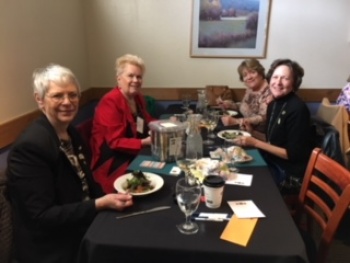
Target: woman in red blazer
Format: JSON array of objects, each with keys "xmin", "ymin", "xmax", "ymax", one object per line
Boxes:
[{"xmin": 90, "ymin": 54, "xmax": 156, "ymax": 193}]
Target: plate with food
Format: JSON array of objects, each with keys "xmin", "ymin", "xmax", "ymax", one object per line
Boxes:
[
  {"xmin": 114, "ymin": 170, "xmax": 164, "ymax": 196},
  {"xmin": 217, "ymin": 130, "xmax": 251, "ymax": 141}
]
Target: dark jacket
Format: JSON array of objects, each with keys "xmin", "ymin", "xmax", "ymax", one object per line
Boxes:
[
  {"xmin": 311, "ymin": 116, "xmax": 345, "ymax": 166},
  {"xmin": 7, "ymin": 114, "xmax": 103, "ymax": 263},
  {"xmin": 264, "ymin": 92, "xmax": 314, "ymax": 179}
]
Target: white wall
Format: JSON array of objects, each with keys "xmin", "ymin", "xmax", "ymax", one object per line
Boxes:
[
  {"xmin": 84, "ymin": 0, "xmax": 350, "ymax": 89},
  {"xmin": 1, "ymin": 0, "xmax": 350, "ymax": 124},
  {"xmin": 0, "ymin": 0, "xmax": 88, "ymax": 123}
]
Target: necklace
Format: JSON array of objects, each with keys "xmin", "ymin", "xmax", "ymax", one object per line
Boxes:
[{"xmin": 267, "ymin": 102, "xmax": 287, "ymax": 143}]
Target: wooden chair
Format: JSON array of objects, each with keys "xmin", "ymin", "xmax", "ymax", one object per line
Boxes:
[
  {"xmin": 205, "ymin": 85, "xmax": 232, "ymax": 106},
  {"xmin": 293, "ymin": 148, "xmax": 350, "ymax": 263}
]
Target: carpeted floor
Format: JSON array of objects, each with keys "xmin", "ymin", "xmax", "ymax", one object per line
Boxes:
[{"xmin": 312, "ymin": 221, "xmax": 350, "ymax": 263}]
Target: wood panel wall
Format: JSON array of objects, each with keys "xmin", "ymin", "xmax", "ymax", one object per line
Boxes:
[{"xmin": 0, "ymin": 87, "xmax": 341, "ymax": 149}]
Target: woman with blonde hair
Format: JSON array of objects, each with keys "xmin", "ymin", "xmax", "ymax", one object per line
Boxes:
[{"xmin": 91, "ymin": 54, "xmax": 156, "ymax": 193}]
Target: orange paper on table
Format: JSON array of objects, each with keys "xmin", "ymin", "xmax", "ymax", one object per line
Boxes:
[{"xmin": 220, "ymin": 215, "xmax": 258, "ymax": 247}]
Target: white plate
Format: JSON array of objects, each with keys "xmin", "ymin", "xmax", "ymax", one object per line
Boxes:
[
  {"xmin": 226, "ymin": 110, "xmax": 238, "ymax": 116},
  {"xmin": 114, "ymin": 172, "xmax": 164, "ymax": 196},
  {"xmin": 217, "ymin": 130, "xmax": 251, "ymax": 141}
]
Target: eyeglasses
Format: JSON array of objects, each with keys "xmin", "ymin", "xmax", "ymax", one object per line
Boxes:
[{"xmin": 46, "ymin": 92, "xmax": 80, "ymax": 103}]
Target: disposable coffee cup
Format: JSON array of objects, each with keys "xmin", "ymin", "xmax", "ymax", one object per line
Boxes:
[{"xmin": 203, "ymin": 175, "xmax": 225, "ymax": 209}]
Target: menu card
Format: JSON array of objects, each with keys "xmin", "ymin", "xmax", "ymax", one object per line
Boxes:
[
  {"xmin": 228, "ymin": 200, "xmax": 265, "ymax": 218},
  {"xmin": 225, "ymin": 173, "xmax": 253, "ymax": 186}
]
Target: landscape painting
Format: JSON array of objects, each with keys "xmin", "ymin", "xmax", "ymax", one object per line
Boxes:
[{"xmin": 190, "ymin": 0, "xmax": 272, "ymax": 58}]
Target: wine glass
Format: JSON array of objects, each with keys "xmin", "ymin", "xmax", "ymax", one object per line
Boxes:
[
  {"xmin": 175, "ymin": 142, "xmax": 197, "ymax": 182},
  {"xmin": 181, "ymin": 94, "xmax": 191, "ymax": 113},
  {"xmin": 207, "ymin": 111, "xmax": 220, "ymax": 139},
  {"xmin": 200, "ymin": 112, "xmax": 214, "ymax": 145},
  {"xmin": 222, "ymin": 139, "xmax": 239, "ymax": 172},
  {"xmin": 175, "ymin": 177, "xmax": 201, "ymax": 235}
]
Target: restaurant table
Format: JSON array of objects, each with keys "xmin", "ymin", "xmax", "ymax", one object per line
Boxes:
[{"xmin": 78, "ymin": 150, "xmax": 309, "ymax": 263}]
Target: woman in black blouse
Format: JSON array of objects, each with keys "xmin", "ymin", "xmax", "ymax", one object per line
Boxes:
[
  {"xmin": 7, "ymin": 64, "xmax": 133, "ymax": 263},
  {"xmin": 234, "ymin": 59, "xmax": 314, "ymax": 190}
]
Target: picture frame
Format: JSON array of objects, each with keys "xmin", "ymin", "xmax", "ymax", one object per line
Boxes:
[{"xmin": 190, "ymin": 0, "xmax": 272, "ymax": 58}]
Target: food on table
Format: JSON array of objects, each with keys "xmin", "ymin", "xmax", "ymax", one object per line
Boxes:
[
  {"xmin": 221, "ymin": 131, "xmax": 243, "ymax": 140},
  {"xmin": 124, "ymin": 170, "xmax": 154, "ymax": 193}
]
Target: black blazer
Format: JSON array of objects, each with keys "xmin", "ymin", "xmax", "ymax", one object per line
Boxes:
[{"xmin": 7, "ymin": 115, "xmax": 103, "ymax": 263}]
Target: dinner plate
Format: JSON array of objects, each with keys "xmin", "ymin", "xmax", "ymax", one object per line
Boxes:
[
  {"xmin": 217, "ymin": 130, "xmax": 251, "ymax": 141},
  {"xmin": 113, "ymin": 172, "xmax": 164, "ymax": 196}
]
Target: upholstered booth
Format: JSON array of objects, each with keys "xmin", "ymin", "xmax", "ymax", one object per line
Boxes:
[{"xmin": 0, "ymin": 170, "xmax": 13, "ymax": 263}]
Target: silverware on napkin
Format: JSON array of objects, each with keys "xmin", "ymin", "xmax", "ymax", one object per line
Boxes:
[{"xmin": 116, "ymin": 206, "xmax": 171, "ymax": 219}]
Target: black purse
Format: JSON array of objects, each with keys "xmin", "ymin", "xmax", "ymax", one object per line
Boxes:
[{"xmin": 279, "ymin": 176, "xmax": 302, "ymax": 195}]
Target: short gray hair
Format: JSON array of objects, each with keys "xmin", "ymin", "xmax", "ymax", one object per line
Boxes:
[
  {"xmin": 115, "ymin": 54, "xmax": 145, "ymax": 78},
  {"xmin": 33, "ymin": 64, "xmax": 81, "ymax": 99}
]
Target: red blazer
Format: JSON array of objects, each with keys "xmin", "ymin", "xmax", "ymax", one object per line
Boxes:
[{"xmin": 90, "ymin": 87, "xmax": 155, "ymax": 193}]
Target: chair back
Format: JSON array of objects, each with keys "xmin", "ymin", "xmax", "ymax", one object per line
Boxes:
[
  {"xmin": 316, "ymin": 97, "xmax": 349, "ymax": 163},
  {"xmin": 295, "ymin": 148, "xmax": 350, "ymax": 263},
  {"xmin": 205, "ymin": 85, "xmax": 232, "ymax": 106}
]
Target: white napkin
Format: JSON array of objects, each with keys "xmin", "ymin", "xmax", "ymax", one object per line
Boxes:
[
  {"xmin": 228, "ymin": 200, "xmax": 265, "ymax": 218},
  {"xmin": 225, "ymin": 173, "xmax": 253, "ymax": 186}
]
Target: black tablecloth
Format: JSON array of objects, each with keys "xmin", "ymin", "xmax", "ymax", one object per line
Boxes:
[
  {"xmin": 78, "ymin": 104, "xmax": 308, "ymax": 263},
  {"xmin": 78, "ymin": 165, "xmax": 308, "ymax": 263}
]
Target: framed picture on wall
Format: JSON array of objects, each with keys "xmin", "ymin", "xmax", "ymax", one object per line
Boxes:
[{"xmin": 190, "ymin": 0, "xmax": 272, "ymax": 58}]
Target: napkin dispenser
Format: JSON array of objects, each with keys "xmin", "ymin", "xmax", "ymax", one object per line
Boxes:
[{"xmin": 148, "ymin": 120, "xmax": 187, "ymax": 162}]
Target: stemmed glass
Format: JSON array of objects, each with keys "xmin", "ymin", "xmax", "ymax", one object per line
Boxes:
[
  {"xmin": 207, "ymin": 111, "xmax": 220, "ymax": 139},
  {"xmin": 222, "ymin": 139, "xmax": 239, "ymax": 172},
  {"xmin": 175, "ymin": 177, "xmax": 201, "ymax": 235},
  {"xmin": 200, "ymin": 112, "xmax": 214, "ymax": 145},
  {"xmin": 181, "ymin": 94, "xmax": 191, "ymax": 113},
  {"xmin": 175, "ymin": 142, "xmax": 197, "ymax": 182}
]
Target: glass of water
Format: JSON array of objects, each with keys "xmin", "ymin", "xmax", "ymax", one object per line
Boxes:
[{"xmin": 175, "ymin": 177, "xmax": 201, "ymax": 235}]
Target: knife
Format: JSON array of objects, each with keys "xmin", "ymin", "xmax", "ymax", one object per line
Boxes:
[{"xmin": 116, "ymin": 206, "xmax": 171, "ymax": 219}]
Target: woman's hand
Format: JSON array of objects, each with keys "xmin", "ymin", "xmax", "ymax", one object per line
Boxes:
[
  {"xmin": 217, "ymin": 98, "xmax": 235, "ymax": 110},
  {"xmin": 233, "ymin": 136, "xmax": 258, "ymax": 148},
  {"xmin": 221, "ymin": 116, "xmax": 240, "ymax": 126},
  {"xmin": 240, "ymin": 119, "xmax": 253, "ymax": 133},
  {"xmin": 95, "ymin": 193, "xmax": 133, "ymax": 211},
  {"xmin": 141, "ymin": 136, "xmax": 152, "ymax": 146}
]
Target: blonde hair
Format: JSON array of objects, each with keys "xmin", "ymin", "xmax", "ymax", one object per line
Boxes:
[{"xmin": 115, "ymin": 54, "xmax": 145, "ymax": 78}]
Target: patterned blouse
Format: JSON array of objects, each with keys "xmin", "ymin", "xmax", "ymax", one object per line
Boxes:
[
  {"xmin": 336, "ymin": 82, "xmax": 350, "ymax": 112},
  {"xmin": 239, "ymin": 84, "xmax": 273, "ymax": 133}
]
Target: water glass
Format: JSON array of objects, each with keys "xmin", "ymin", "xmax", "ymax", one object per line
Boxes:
[{"xmin": 175, "ymin": 177, "xmax": 201, "ymax": 235}]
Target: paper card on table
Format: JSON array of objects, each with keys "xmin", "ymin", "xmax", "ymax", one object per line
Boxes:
[
  {"xmin": 228, "ymin": 200, "xmax": 265, "ymax": 218},
  {"xmin": 225, "ymin": 173, "xmax": 253, "ymax": 186},
  {"xmin": 220, "ymin": 215, "xmax": 258, "ymax": 247}
]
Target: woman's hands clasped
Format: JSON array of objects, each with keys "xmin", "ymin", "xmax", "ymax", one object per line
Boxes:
[{"xmin": 95, "ymin": 193, "xmax": 133, "ymax": 211}]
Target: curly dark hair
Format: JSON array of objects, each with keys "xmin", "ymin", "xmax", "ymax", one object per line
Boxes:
[
  {"xmin": 266, "ymin": 59, "xmax": 304, "ymax": 92},
  {"xmin": 237, "ymin": 59, "xmax": 265, "ymax": 82}
]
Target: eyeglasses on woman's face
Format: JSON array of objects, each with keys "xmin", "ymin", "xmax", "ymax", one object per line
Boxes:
[{"xmin": 45, "ymin": 92, "xmax": 80, "ymax": 103}]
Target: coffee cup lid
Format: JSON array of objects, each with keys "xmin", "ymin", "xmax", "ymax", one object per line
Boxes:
[{"xmin": 203, "ymin": 175, "xmax": 225, "ymax": 187}]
